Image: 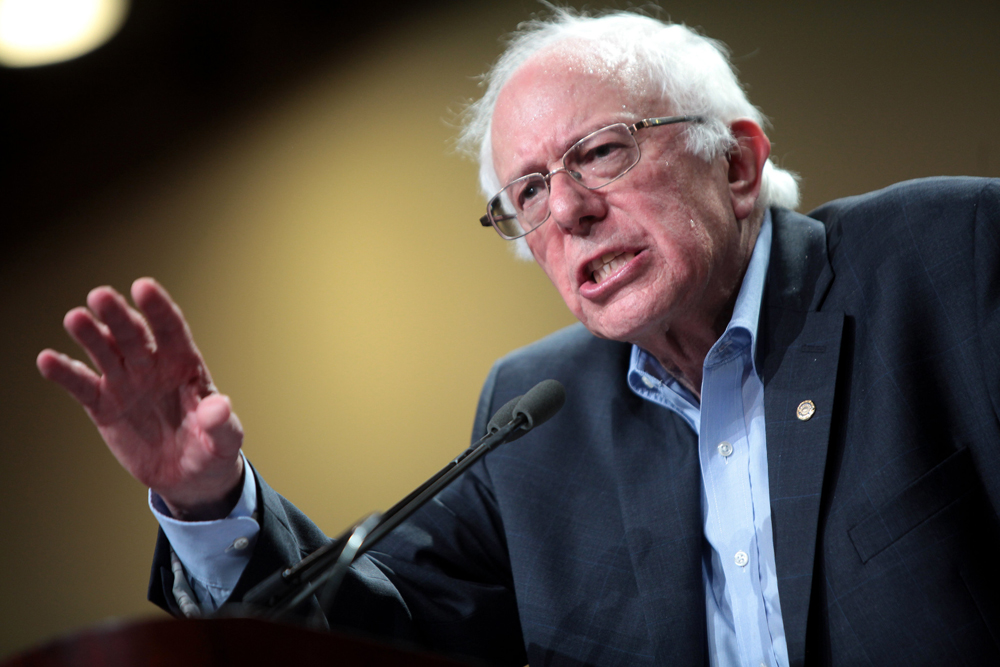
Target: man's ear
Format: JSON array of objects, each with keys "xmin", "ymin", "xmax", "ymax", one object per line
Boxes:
[{"xmin": 727, "ymin": 119, "xmax": 771, "ymax": 221}]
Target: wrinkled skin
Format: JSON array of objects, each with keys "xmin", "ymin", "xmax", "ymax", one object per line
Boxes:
[{"xmin": 491, "ymin": 50, "xmax": 771, "ymax": 394}]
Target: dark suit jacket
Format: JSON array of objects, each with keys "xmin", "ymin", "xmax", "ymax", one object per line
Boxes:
[{"xmin": 151, "ymin": 177, "xmax": 1000, "ymax": 666}]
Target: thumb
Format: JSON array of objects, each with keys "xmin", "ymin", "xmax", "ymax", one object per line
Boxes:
[{"xmin": 196, "ymin": 394, "xmax": 244, "ymax": 457}]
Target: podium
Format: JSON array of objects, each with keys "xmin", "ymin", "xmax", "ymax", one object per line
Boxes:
[{"xmin": 1, "ymin": 617, "xmax": 473, "ymax": 666}]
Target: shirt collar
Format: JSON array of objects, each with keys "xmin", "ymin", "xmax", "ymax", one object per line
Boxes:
[
  {"xmin": 723, "ymin": 207, "xmax": 771, "ymax": 365},
  {"xmin": 627, "ymin": 209, "xmax": 772, "ymax": 414}
]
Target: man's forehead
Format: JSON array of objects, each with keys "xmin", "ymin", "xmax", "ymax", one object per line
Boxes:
[{"xmin": 491, "ymin": 47, "xmax": 658, "ymax": 180}]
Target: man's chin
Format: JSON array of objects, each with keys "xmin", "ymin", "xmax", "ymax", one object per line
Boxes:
[
  {"xmin": 579, "ymin": 312, "xmax": 649, "ymax": 345},
  {"xmin": 574, "ymin": 282, "xmax": 672, "ymax": 344}
]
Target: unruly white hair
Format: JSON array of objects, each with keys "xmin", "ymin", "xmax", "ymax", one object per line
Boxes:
[{"xmin": 458, "ymin": 6, "xmax": 800, "ymax": 259}]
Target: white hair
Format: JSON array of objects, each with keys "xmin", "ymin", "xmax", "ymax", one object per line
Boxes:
[{"xmin": 459, "ymin": 7, "xmax": 799, "ymax": 259}]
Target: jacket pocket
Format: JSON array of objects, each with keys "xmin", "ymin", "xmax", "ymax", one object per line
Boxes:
[{"xmin": 848, "ymin": 447, "xmax": 975, "ymax": 563}]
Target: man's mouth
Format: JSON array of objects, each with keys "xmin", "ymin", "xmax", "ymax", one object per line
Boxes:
[{"xmin": 589, "ymin": 251, "xmax": 636, "ymax": 284}]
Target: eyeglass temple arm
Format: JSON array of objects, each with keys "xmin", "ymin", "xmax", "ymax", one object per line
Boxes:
[
  {"xmin": 481, "ymin": 213, "xmax": 516, "ymax": 226},
  {"xmin": 632, "ymin": 115, "xmax": 705, "ymax": 131}
]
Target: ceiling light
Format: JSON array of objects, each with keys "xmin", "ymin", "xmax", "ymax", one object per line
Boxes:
[{"xmin": 0, "ymin": 0, "xmax": 129, "ymax": 68}]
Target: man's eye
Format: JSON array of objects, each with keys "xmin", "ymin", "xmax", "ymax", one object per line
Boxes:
[
  {"xmin": 593, "ymin": 144, "xmax": 614, "ymax": 158},
  {"xmin": 519, "ymin": 184, "xmax": 540, "ymax": 205},
  {"xmin": 580, "ymin": 141, "xmax": 625, "ymax": 164}
]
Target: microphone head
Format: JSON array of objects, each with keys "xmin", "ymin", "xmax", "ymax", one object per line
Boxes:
[
  {"xmin": 486, "ymin": 394, "xmax": 522, "ymax": 434},
  {"xmin": 511, "ymin": 379, "xmax": 566, "ymax": 431}
]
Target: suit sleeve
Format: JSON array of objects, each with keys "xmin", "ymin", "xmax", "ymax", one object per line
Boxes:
[
  {"xmin": 149, "ymin": 362, "xmax": 527, "ymax": 664},
  {"xmin": 974, "ymin": 180, "xmax": 1000, "ymax": 424}
]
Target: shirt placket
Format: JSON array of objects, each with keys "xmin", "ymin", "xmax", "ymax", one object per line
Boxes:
[{"xmin": 701, "ymin": 336, "xmax": 772, "ymax": 667}]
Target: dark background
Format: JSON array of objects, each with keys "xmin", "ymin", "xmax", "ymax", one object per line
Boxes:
[
  {"xmin": 1, "ymin": 0, "xmax": 465, "ymax": 248},
  {"xmin": 5, "ymin": 0, "xmax": 998, "ymax": 253}
]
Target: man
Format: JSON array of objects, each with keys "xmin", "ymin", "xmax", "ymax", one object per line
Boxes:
[{"xmin": 37, "ymin": 8, "xmax": 1000, "ymax": 666}]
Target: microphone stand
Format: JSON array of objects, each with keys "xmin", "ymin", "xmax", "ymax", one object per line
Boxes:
[
  {"xmin": 241, "ymin": 415, "xmax": 527, "ymax": 620},
  {"xmin": 239, "ymin": 379, "xmax": 564, "ymax": 623}
]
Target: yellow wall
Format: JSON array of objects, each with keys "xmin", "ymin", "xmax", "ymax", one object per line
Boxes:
[{"xmin": 1, "ymin": 1, "xmax": 997, "ymax": 657}]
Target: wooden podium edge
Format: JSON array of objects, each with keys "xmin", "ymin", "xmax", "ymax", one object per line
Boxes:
[{"xmin": 1, "ymin": 616, "xmax": 477, "ymax": 666}]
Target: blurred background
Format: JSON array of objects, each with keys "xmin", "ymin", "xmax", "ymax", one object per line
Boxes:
[{"xmin": 1, "ymin": 0, "xmax": 997, "ymax": 658}]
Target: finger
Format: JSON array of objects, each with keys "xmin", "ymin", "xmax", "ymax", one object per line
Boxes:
[
  {"xmin": 196, "ymin": 394, "xmax": 244, "ymax": 458},
  {"xmin": 87, "ymin": 286, "xmax": 155, "ymax": 363},
  {"xmin": 86, "ymin": 286, "xmax": 156, "ymax": 367},
  {"xmin": 62, "ymin": 307, "xmax": 125, "ymax": 380},
  {"xmin": 37, "ymin": 349, "xmax": 102, "ymax": 410},
  {"xmin": 132, "ymin": 278, "xmax": 205, "ymax": 363},
  {"xmin": 132, "ymin": 278, "xmax": 214, "ymax": 391}
]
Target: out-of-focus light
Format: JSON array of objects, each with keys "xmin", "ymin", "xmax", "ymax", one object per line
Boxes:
[{"xmin": 0, "ymin": 0, "xmax": 129, "ymax": 68}]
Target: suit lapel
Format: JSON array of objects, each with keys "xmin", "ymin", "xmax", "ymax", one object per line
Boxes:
[
  {"xmin": 610, "ymin": 390, "xmax": 707, "ymax": 663},
  {"xmin": 762, "ymin": 311, "xmax": 842, "ymax": 665},
  {"xmin": 759, "ymin": 209, "xmax": 842, "ymax": 665}
]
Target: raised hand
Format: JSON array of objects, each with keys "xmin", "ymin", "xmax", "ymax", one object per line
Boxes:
[{"xmin": 37, "ymin": 278, "xmax": 245, "ymax": 521}]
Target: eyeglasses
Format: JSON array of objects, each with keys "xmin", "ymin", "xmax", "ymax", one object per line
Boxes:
[{"xmin": 479, "ymin": 115, "xmax": 704, "ymax": 240}]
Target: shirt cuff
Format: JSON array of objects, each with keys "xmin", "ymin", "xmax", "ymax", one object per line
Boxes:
[{"xmin": 149, "ymin": 452, "xmax": 260, "ymax": 595}]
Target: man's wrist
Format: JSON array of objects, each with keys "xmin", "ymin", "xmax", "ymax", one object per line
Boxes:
[
  {"xmin": 150, "ymin": 456, "xmax": 260, "ymax": 609},
  {"xmin": 160, "ymin": 456, "xmax": 246, "ymax": 521}
]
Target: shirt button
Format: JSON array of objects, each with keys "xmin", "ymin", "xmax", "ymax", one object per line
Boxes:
[
  {"xmin": 717, "ymin": 441, "xmax": 734, "ymax": 457},
  {"xmin": 642, "ymin": 375, "xmax": 656, "ymax": 388},
  {"xmin": 231, "ymin": 537, "xmax": 250, "ymax": 551},
  {"xmin": 735, "ymin": 550, "xmax": 749, "ymax": 567}
]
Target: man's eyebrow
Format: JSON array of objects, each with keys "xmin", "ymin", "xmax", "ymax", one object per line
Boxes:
[
  {"xmin": 506, "ymin": 160, "xmax": 549, "ymax": 183},
  {"xmin": 500, "ymin": 149, "xmax": 554, "ymax": 186},
  {"xmin": 501, "ymin": 117, "xmax": 634, "ymax": 186}
]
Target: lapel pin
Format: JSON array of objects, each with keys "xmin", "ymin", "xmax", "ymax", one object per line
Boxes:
[{"xmin": 796, "ymin": 400, "xmax": 816, "ymax": 421}]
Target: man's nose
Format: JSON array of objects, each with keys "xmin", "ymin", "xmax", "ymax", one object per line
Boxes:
[{"xmin": 547, "ymin": 171, "xmax": 607, "ymax": 234}]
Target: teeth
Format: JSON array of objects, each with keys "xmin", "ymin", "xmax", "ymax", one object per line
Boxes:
[{"xmin": 590, "ymin": 251, "xmax": 635, "ymax": 284}]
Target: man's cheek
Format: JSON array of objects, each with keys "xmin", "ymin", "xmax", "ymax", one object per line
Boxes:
[{"xmin": 533, "ymin": 249, "xmax": 566, "ymax": 290}]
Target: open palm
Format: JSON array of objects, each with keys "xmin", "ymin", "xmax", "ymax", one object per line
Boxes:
[{"xmin": 37, "ymin": 278, "xmax": 244, "ymax": 520}]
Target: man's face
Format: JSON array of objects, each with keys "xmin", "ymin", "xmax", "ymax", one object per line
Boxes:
[{"xmin": 491, "ymin": 53, "xmax": 756, "ymax": 347}]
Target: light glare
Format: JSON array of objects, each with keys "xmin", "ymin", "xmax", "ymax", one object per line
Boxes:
[{"xmin": 0, "ymin": 0, "xmax": 128, "ymax": 67}]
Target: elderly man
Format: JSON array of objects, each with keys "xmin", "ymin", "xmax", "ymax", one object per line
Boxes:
[{"xmin": 37, "ymin": 8, "xmax": 1000, "ymax": 667}]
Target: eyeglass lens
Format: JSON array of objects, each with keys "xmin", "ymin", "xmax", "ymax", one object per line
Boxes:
[{"xmin": 488, "ymin": 124, "xmax": 640, "ymax": 239}]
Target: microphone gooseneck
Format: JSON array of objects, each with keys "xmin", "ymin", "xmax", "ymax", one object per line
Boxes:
[{"xmin": 242, "ymin": 378, "xmax": 566, "ymax": 621}]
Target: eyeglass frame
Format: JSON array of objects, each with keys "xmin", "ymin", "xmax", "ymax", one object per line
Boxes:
[{"xmin": 479, "ymin": 114, "xmax": 705, "ymax": 240}]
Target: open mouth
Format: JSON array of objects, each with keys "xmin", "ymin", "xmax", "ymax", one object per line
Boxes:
[{"xmin": 588, "ymin": 250, "xmax": 636, "ymax": 285}]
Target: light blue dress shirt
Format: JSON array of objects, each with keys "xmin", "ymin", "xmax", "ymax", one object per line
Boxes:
[
  {"xmin": 150, "ymin": 451, "xmax": 259, "ymax": 611},
  {"xmin": 627, "ymin": 212, "xmax": 788, "ymax": 667},
  {"xmin": 154, "ymin": 213, "xmax": 789, "ymax": 666}
]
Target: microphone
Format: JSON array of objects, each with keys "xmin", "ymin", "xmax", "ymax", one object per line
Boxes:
[
  {"xmin": 486, "ymin": 394, "xmax": 522, "ymax": 433},
  {"xmin": 512, "ymin": 378, "xmax": 565, "ymax": 430},
  {"xmin": 491, "ymin": 379, "xmax": 566, "ymax": 445}
]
